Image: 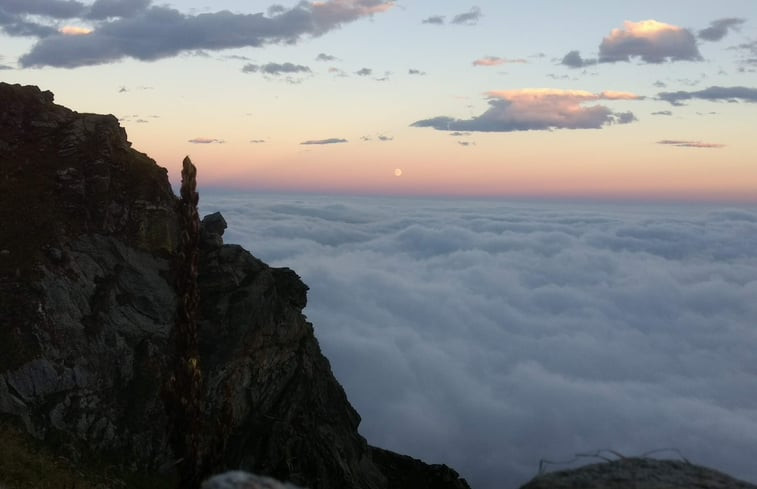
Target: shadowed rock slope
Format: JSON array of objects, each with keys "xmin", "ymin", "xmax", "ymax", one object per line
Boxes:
[{"xmin": 0, "ymin": 82, "xmax": 470, "ymax": 489}]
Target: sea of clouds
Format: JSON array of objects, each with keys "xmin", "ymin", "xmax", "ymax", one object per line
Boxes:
[{"xmin": 200, "ymin": 192, "xmax": 757, "ymax": 489}]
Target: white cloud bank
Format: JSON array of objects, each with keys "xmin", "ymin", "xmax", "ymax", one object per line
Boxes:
[{"xmin": 200, "ymin": 193, "xmax": 757, "ymax": 489}]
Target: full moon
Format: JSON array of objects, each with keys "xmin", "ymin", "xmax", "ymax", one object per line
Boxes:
[{"xmin": 394, "ymin": 168, "xmax": 402, "ymax": 177}]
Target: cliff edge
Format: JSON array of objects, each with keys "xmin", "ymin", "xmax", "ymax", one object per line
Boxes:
[{"xmin": 0, "ymin": 82, "xmax": 470, "ymax": 489}]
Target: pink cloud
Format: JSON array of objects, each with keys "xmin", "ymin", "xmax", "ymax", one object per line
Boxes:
[
  {"xmin": 413, "ymin": 88, "xmax": 641, "ymax": 132},
  {"xmin": 58, "ymin": 26, "xmax": 93, "ymax": 36},
  {"xmin": 473, "ymin": 56, "xmax": 528, "ymax": 67}
]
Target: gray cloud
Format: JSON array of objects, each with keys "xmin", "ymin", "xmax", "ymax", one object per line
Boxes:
[
  {"xmin": 561, "ymin": 50, "xmax": 597, "ymax": 68},
  {"xmin": 328, "ymin": 66, "xmax": 347, "ymax": 77},
  {"xmin": 412, "ymin": 89, "xmax": 640, "ymax": 133},
  {"xmin": 249, "ymin": 139, "xmax": 266, "ymax": 143},
  {"xmin": 698, "ymin": 18, "xmax": 746, "ymax": 41},
  {"xmin": 87, "ymin": 0, "xmax": 150, "ymax": 19},
  {"xmin": 731, "ymin": 40, "xmax": 757, "ymax": 67},
  {"xmin": 615, "ymin": 111, "xmax": 637, "ymax": 124},
  {"xmin": 377, "ymin": 135, "xmax": 393, "ymax": 141},
  {"xmin": 451, "ymin": 6, "xmax": 481, "ymax": 25},
  {"xmin": 0, "ymin": 10, "xmax": 59, "ymax": 37},
  {"xmin": 267, "ymin": 4, "xmax": 286, "ymax": 16},
  {"xmin": 598, "ymin": 20, "xmax": 702, "ymax": 63},
  {"xmin": 457, "ymin": 140, "xmax": 475, "ymax": 146},
  {"xmin": 188, "ymin": 137, "xmax": 224, "ymax": 144},
  {"xmin": 355, "ymin": 67, "xmax": 372, "ymax": 76},
  {"xmin": 16, "ymin": 0, "xmax": 394, "ymax": 67},
  {"xmin": 651, "ymin": 110, "xmax": 673, "ymax": 116},
  {"xmin": 0, "ymin": 0, "xmax": 85, "ymax": 18},
  {"xmin": 408, "ymin": 68, "xmax": 425, "ymax": 75},
  {"xmin": 242, "ymin": 62, "xmax": 311, "ymax": 75},
  {"xmin": 658, "ymin": 86, "xmax": 757, "ymax": 105},
  {"xmin": 316, "ymin": 52, "xmax": 337, "ymax": 61},
  {"xmin": 300, "ymin": 138, "xmax": 348, "ymax": 145},
  {"xmin": 421, "ymin": 15, "xmax": 444, "ymax": 25},
  {"xmin": 199, "ymin": 194, "xmax": 757, "ymax": 489},
  {"xmin": 657, "ymin": 139, "xmax": 725, "ymax": 148}
]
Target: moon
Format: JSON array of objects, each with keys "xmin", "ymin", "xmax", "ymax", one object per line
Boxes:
[{"xmin": 394, "ymin": 168, "xmax": 402, "ymax": 177}]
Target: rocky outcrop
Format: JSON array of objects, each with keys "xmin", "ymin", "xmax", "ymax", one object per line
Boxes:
[
  {"xmin": 0, "ymin": 82, "xmax": 470, "ymax": 489},
  {"xmin": 520, "ymin": 457, "xmax": 757, "ymax": 489},
  {"xmin": 370, "ymin": 446, "xmax": 472, "ymax": 489}
]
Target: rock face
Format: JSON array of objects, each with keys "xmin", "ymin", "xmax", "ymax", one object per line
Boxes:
[
  {"xmin": 519, "ymin": 457, "xmax": 757, "ymax": 489},
  {"xmin": 0, "ymin": 82, "xmax": 470, "ymax": 489}
]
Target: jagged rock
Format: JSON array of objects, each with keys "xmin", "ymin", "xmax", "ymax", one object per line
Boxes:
[
  {"xmin": 369, "ymin": 446, "xmax": 471, "ymax": 489},
  {"xmin": 200, "ymin": 212, "xmax": 228, "ymax": 250},
  {"xmin": 519, "ymin": 457, "xmax": 757, "ymax": 489},
  {"xmin": 203, "ymin": 212, "xmax": 228, "ymax": 237},
  {"xmin": 0, "ymin": 82, "xmax": 470, "ymax": 489}
]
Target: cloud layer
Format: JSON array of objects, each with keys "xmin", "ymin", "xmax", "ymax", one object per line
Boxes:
[
  {"xmin": 200, "ymin": 193, "xmax": 757, "ymax": 489},
  {"xmin": 5, "ymin": 0, "xmax": 394, "ymax": 67},
  {"xmin": 412, "ymin": 89, "xmax": 639, "ymax": 132}
]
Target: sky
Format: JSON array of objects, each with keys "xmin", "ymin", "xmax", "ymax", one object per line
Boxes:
[
  {"xmin": 1, "ymin": 0, "xmax": 756, "ymax": 202},
  {"xmin": 199, "ymin": 193, "xmax": 757, "ymax": 489}
]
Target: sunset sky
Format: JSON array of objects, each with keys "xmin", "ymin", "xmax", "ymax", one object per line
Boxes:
[{"xmin": 1, "ymin": 0, "xmax": 756, "ymax": 201}]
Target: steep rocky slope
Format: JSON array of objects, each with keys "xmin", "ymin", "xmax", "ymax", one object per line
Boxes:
[{"xmin": 0, "ymin": 82, "xmax": 469, "ymax": 489}]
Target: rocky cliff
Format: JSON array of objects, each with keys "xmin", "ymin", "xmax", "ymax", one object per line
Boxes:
[{"xmin": 0, "ymin": 82, "xmax": 470, "ymax": 489}]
